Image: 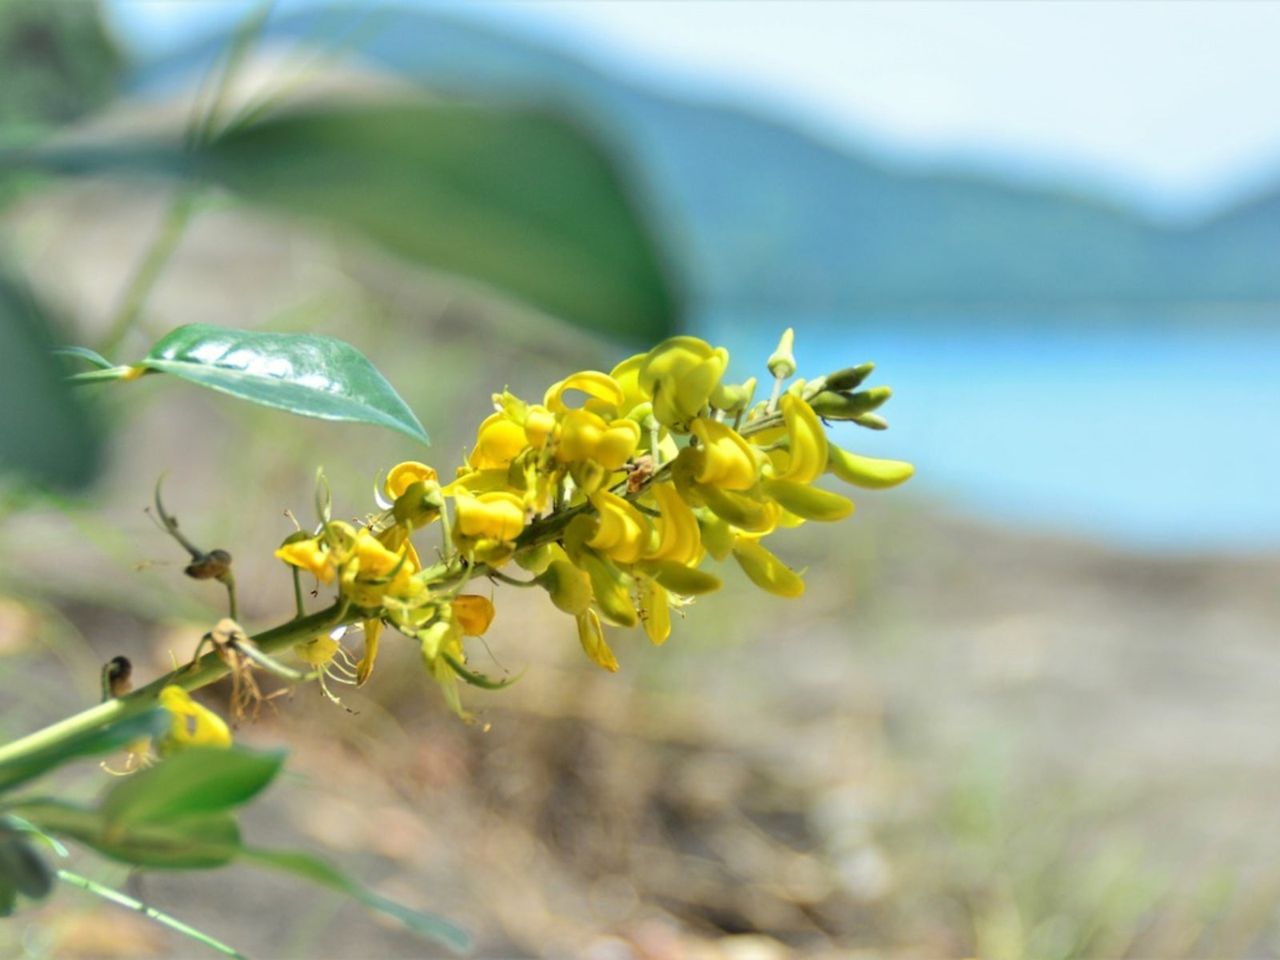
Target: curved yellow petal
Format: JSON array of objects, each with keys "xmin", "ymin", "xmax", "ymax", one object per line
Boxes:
[{"xmin": 776, "ymin": 393, "xmax": 828, "ymax": 484}]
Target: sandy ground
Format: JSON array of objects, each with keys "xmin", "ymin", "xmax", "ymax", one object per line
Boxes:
[{"xmin": 3, "ymin": 498, "xmax": 1279, "ymax": 960}]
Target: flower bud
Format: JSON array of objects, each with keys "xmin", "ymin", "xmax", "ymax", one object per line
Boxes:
[
  {"xmin": 711, "ymin": 376, "xmax": 757, "ymax": 415},
  {"xmin": 577, "ymin": 551, "xmax": 638, "ymax": 627},
  {"xmin": 650, "ymin": 560, "xmax": 722, "ymax": 596},
  {"xmin": 824, "ymin": 362, "xmax": 875, "ymax": 392},
  {"xmin": 827, "ymin": 447, "xmax": 914, "ymax": 489},
  {"xmin": 767, "ymin": 328, "xmax": 797, "ymax": 379},
  {"xmin": 732, "ymin": 539, "xmax": 805, "ymax": 598},
  {"xmin": 853, "ymin": 413, "xmax": 889, "ymax": 430},
  {"xmin": 764, "ymin": 478, "xmax": 855, "ymax": 522},
  {"xmin": 537, "ymin": 559, "xmax": 593, "ymax": 615},
  {"xmin": 808, "ymin": 386, "xmax": 892, "ymax": 420}
]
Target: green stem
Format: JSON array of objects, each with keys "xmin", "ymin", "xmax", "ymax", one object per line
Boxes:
[
  {"xmin": 97, "ymin": 190, "xmax": 199, "ymax": 357},
  {"xmin": 57, "ymin": 869, "xmax": 249, "ymax": 959},
  {"xmin": 0, "ymin": 603, "xmax": 352, "ymax": 768}
]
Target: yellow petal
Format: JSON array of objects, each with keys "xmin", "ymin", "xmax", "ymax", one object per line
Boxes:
[
  {"xmin": 158, "ymin": 685, "xmax": 232, "ymax": 750},
  {"xmin": 469, "ymin": 413, "xmax": 528, "ymax": 470},
  {"xmin": 640, "ymin": 577, "xmax": 672, "ymax": 645},
  {"xmin": 576, "ymin": 609, "xmax": 619, "ymax": 672},
  {"xmin": 453, "ymin": 490, "xmax": 526, "ymax": 542},
  {"xmin": 356, "ymin": 618, "xmax": 383, "ymax": 686},
  {"xmin": 690, "ymin": 418, "xmax": 760, "ymax": 490},
  {"xmin": 274, "ymin": 537, "xmax": 334, "ymax": 584},
  {"xmin": 586, "ymin": 490, "xmax": 653, "ymax": 565},
  {"xmin": 646, "ymin": 482, "xmax": 702, "ymax": 565},
  {"xmin": 385, "ymin": 461, "xmax": 438, "ymax": 500},
  {"xmin": 544, "ymin": 370, "xmax": 624, "ymax": 414},
  {"xmin": 777, "ymin": 393, "xmax": 828, "ymax": 484}
]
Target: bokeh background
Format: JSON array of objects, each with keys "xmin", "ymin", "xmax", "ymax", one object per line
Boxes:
[{"xmin": 2, "ymin": 2, "xmax": 1279, "ymax": 957}]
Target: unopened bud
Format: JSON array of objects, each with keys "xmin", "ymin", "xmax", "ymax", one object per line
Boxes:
[
  {"xmin": 853, "ymin": 412, "xmax": 889, "ymax": 430},
  {"xmin": 185, "ymin": 548, "xmax": 232, "ymax": 580},
  {"xmin": 809, "ymin": 386, "xmax": 892, "ymax": 420},
  {"xmin": 767, "ymin": 328, "xmax": 797, "ymax": 379},
  {"xmin": 825, "ymin": 362, "xmax": 875, "ymax": 392}
]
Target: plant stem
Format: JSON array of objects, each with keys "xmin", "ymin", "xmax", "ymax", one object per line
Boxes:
[
  {"xmin": 0, "ymin": 603, "xmax": 352, "ymax": 768},
  {"xmin": 57, "ymin": 869, "xmax": 250, "ymax": 959}
]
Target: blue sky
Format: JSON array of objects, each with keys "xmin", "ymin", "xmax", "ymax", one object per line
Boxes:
[{"xmin": 106, "ymin": 1, "xmax": 1280, "ymax": 220}]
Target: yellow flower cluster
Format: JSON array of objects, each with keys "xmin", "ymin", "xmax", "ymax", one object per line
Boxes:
[{"xmin": 273, "ymin": 331, "xmax": 913, "ymax": 715}]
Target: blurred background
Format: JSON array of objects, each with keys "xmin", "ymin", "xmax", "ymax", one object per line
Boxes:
[{"xmin": 2, "ymin": 1, "xmax": 1279, "ymax": 957}]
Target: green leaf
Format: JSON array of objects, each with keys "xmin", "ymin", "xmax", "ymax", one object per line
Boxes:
[
  {"xmin": 137, "ymin": 324, "xmax": 429, "ymax": 444},
  {"xmin": 242, "ymin": 847, "xmax": 471, "ymax": 954},
  {"xmin": 198, "ymin": 103, "xmax": 679, "ymax": 340},
  {"xmin": 0, "ymin": 708, "xmax": 168, "ymax": 795},
  {"xmin": 0, "ymin": 270, "xmax": 102, "ymax": 490},
  {"xmin": 0, "ymin": 829, "xmax": 53, "ymax": 902},
  {"xmin": 53, "ymin": 345, "xmax": 115, "ymax": 370},
  {"xmin": 13, "ymin": 800, "xmax": 240, "ymax": 869},
  {"xmin": 102, "ymin": 746, "xmax": 285, "ymax": 827}
]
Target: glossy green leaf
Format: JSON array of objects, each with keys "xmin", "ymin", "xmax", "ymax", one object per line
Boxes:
[
  {"xmin": 137, "ymin": 324, "xmax": 428, "ymax": 444},
  {"xmin": 0, "ymin": 271, "xmax": 101, "ymax": 490},
  {"xmin": 0, "ymin": 709, "xmax": 168, "ymax": 796},
  {"xmin": 243, "ymin": 848, "xmax": 471, "ymax": 953},
  {"xmin": 198, "ymin": 103, "xmax": 681, "ymax": 341},
  {"xmin": 12, "ymin": 800, "xmax": 240, "ymax": 869},
  {"xmin": 102, "ymin": 746, "xmax": 285, "ymax": 827}
]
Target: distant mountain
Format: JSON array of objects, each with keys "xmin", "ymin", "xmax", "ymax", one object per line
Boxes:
[{"xmin": 137, "ymin": 5, "xmax": 1280, "ymax": 313}]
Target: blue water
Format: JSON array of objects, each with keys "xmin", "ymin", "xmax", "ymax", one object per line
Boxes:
[{"xmin": 701, "ymin": 312, "xmax": 1280, "ymax": 553}]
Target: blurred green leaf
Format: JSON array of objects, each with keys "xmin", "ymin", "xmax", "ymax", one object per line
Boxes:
[
  {"xmin": 53, "ymin": 344, "xmax": 115, "ymax": 370},
  {"xmin": 243, "ymin": 847, "xmax": 471, "ymax": 953},
  {"xmin": 199, "ymin": 103, "xmax": 680, "ymax": 340},
  {"xmin": 0, "ymin": 271, "xmax": 101, "ymax": 490},
  {"xmin": 9, "ymin": 101, "xmax": 682, "ymax": 340},
  {"xmin": 0, "ymin": 708, "xmax": 168, "ymax": 796},
  {"xmin": 137, "ymin": 324, "xmax": 429, "ymax": 444},
  {"xmin": 0, "ymin": 821, "xmax": 53, "ymax": 913},
  {"xmin": 12, "ymin": 800, "xmax": 240, "ymax": 869},
  {"xmin": 102, "ymin": 746, "xmax": 285, "ymax": 827}
]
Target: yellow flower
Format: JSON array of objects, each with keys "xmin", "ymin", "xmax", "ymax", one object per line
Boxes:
[
  {"xmin": 274, "ymin": 535, "xmax": 336, "ymax": 584},
  {"xmin": 341, "ymin": 528, "xmax": 420, "ymax": 609},
  {"xmin": 158, "ymin": 685, "xmax": 232, "ymax": 752},
  {"xmin": 468, "ymin": 413, "xmax": 529, "ymax": 470},
  {"xmin": 772, "ymin": 393, "xmax": 828, "ymax": 484},
  {"xmin": 586, "ymin": 491, "xmax": 653, "ymax": 565},
  {"xmin": 556, "ymin": 409, "xmax": 640, "ymax": 473},
  {"xmin": 453, "ymin": 490, "xmax": 526, "ymax": 542},
  {"xmin": 452, "ymin": 594, "xmax": 496, "ymax": 636},
  {"xmin": 644, "ymin": 482, "xmax": 702, "ymax": 566},
  {"xmin": 637, "ymin": 337, "xmax": 729, "ymax": 429},
  {"xmin": 385, "ymin": 460, "xmax": 438, "ymax": 499}
]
